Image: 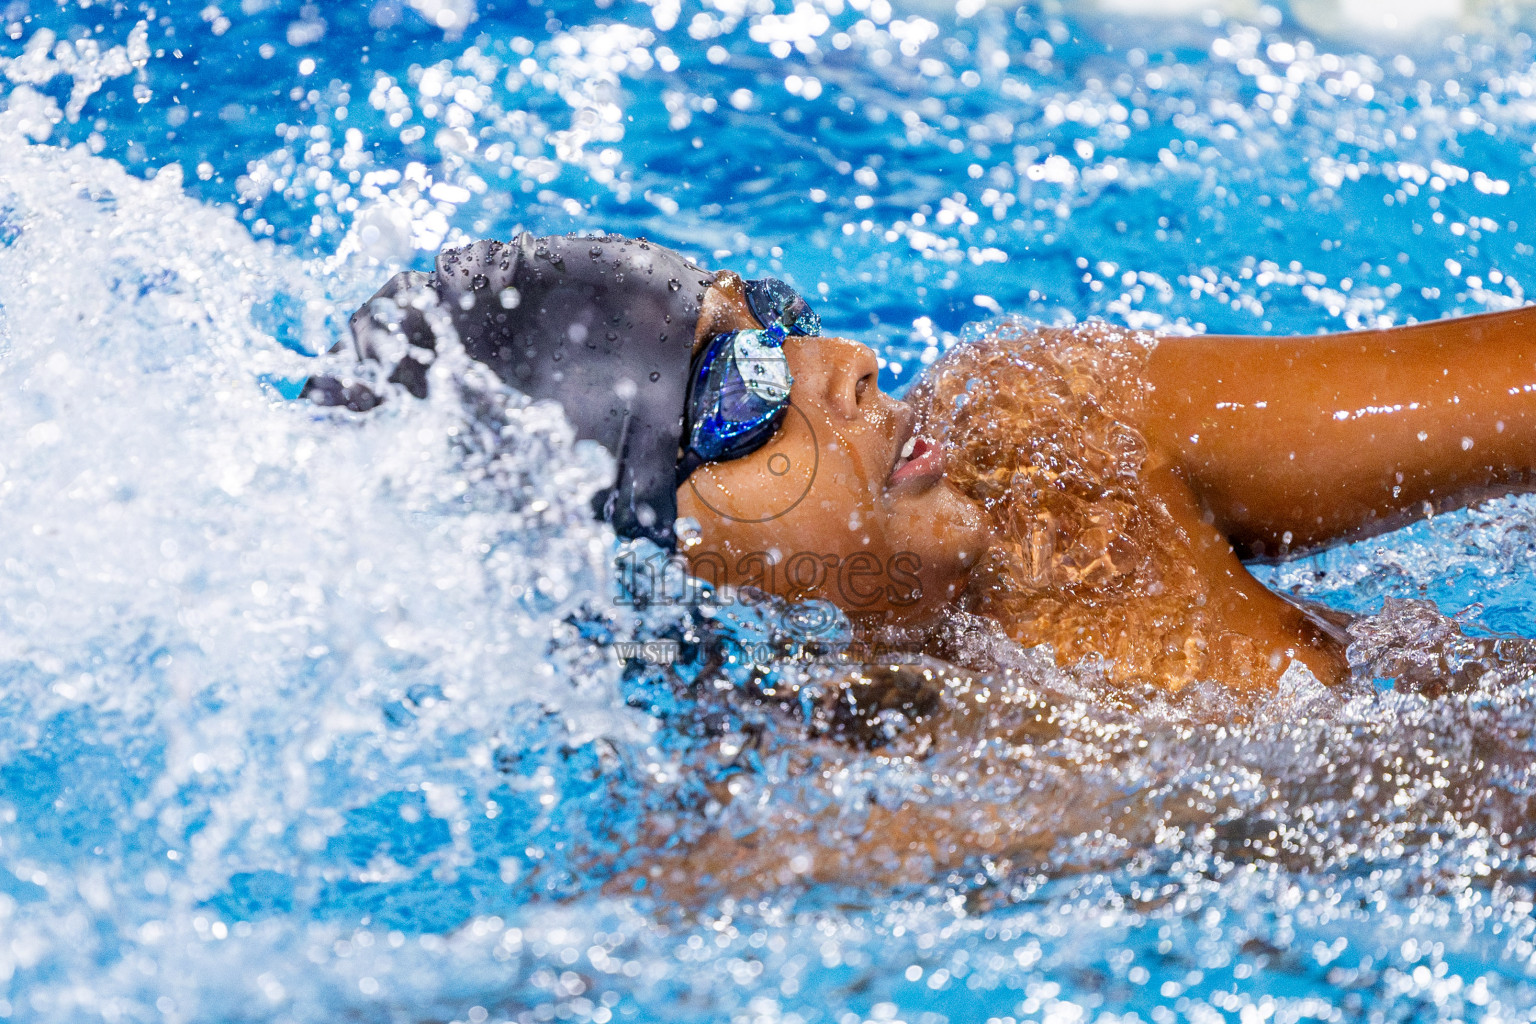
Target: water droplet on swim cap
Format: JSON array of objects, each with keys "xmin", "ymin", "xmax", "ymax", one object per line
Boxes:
[{"xmin": 343, "ymin": 232, "xmax": 716, "ymax": 548}]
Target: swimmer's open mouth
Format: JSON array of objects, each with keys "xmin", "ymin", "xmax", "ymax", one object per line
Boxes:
[{"xmin": 887, "ymin": 411, "xmax": 945, "ymax": 493}]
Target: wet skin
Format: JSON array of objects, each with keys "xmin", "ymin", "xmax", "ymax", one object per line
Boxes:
[
  {"xmin": 676, "ymin": 274, "xmax": 991, "ymax": 625},
  {"xmin": 677, "ymin": 280, "xmax": 1536, "ymax": 690},
  {"xmin": 628, "ymin": 297, "xmax": 1536, "ymax": 902},
  {"xmin": 1143, "ymin": 308, "xmax": 1536, "ymax": 553}
]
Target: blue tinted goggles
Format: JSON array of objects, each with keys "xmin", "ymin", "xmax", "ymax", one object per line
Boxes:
[{"xmin": 677, "ymin": 278, "xmax": 821, "ymax": 482}]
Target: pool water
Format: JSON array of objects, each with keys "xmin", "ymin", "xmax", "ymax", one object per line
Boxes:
[{"xmin": 4, "ymin": 0, "xmax": 1536, "ymax": 1020}]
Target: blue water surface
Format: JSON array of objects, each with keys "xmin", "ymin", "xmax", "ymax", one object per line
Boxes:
[{"xmin": 4, "ymin": 0, "xmax": 1536, "ymax": 1021}]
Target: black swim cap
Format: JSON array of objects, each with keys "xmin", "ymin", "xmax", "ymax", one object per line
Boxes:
[{"xmin": 312, "ymin": 232, "xmax": 716, "ymax": 548}]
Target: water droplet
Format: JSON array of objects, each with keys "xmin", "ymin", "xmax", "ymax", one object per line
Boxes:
[
  {"xmin": 668, "ymin": 278, "xmax": 681, "ymax": 292},
  {"xmin": 649, "ymin": 371, "xmax": 661, "ymax": 382},
  {"xmin": 470, "ymin": 274, "xmax": 488, "ymax": 290}
]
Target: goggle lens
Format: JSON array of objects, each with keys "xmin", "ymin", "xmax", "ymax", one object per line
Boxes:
[
  {"xmin": 745, "ymin": 277, "xmax": 822, "ymax": 337},
  {"xmin": 678, "ymin": 279, "xmax": 822, "ymax": 481},
  {"xmin": 684, "ymin": 328, "xmax": 793, "ymax": 467}
]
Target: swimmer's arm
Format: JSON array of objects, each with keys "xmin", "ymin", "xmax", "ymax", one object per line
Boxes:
[{"xmin": 1140, "ymin": 306, "xmax": 1536, "ymax": 554}]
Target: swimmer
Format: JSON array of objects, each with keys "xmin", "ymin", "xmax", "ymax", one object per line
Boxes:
[{"xmin": 306, "ymin": 232, "xmax": 1536, "ymax": 695}]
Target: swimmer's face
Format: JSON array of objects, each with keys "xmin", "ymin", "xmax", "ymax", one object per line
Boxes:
[{"xmin": 676, "ymin": 275, "xmax": 992, "ymax": 624}]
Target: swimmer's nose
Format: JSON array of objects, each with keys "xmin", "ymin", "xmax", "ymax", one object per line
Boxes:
[{"xmin": 791, "ymin": 336, "xmax": 880, "ymax": 421}]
